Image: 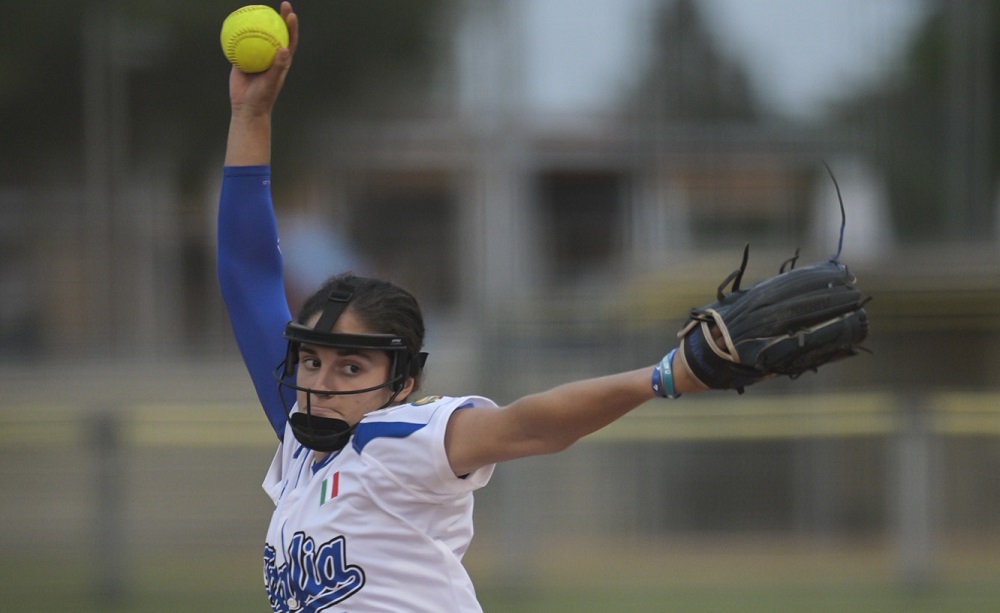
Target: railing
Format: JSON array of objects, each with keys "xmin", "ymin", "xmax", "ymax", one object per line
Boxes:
[{"xmin": 2, "ymin": 390, "xmax": 999, "ymax": 603}]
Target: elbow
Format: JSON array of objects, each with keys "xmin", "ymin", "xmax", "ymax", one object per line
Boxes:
[{"xmin": 528, "ymin": 433, "xmax": 578, "ymax": 457}]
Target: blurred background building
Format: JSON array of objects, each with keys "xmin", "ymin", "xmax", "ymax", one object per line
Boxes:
[{"xmin": 2, "ymin": 0, "xmax": 999, "ymax": 610}]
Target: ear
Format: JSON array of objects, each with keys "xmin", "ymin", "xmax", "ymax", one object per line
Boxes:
[{"xmin": 397, "ymin": 377, "xmax": 416, "ymax": 402}]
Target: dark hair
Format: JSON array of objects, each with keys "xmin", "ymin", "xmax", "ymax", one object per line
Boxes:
[{"xmin": 296, "ymin": 273, "xmax": 426, "ymax": 393}]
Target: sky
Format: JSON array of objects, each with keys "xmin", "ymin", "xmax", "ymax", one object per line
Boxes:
[{"xmin": 521, "ymin": 0, "xmax": 929, "ymax": 119}]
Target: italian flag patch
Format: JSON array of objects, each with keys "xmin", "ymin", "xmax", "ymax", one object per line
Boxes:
[{"xmin": 320, "ymin": 472, "xmax": 339, "ymax": 505}]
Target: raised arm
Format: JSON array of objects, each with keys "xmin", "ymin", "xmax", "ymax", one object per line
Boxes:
[
  {"xmin": 217, "ymin": 3, "xmax": 300, "ymax": 437},
  {"xmin": 225, "ymin": 2, "xmax": 298, "ymax": 166}
]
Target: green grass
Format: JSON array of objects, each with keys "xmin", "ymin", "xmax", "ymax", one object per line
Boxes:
[
  {"xmin": 7, "ymin": 550, "xmax": 1000, "ymax": 613},
  {"xmin": 477, "ymin": 582, "xmax": 1000, "ymax": 613},
  {"xmin": 4, "ymin": 552, "xmax": 270, "ymax": 613}
]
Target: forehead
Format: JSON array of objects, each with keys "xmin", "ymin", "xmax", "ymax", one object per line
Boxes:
[
  {"xmin": 304, "ymin": 308, "xmax": 374, "ymax": 335},
  {"xmin": 297, "ymin": 310, "xmax": 390, "ymax": 363}
]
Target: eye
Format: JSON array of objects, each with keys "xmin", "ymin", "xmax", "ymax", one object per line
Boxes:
[
  {"xmin": 299, "ymin": 355, "xmax": 321, "ymax": 370},
  {"xmin": 342, "ymin": 362, "xmax": 363, "ymax": 376}
]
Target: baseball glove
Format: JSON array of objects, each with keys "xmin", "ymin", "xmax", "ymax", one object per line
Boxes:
[{"xmin": 676, "ymin": 244, "xmax": 870, "ymax": 393}]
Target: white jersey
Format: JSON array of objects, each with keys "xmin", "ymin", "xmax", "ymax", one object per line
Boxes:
[{"xmin": 262, "ymin": 395, "xmax": 497, "ymax": 612}]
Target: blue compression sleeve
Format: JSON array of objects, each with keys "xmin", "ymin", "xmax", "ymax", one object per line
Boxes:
[{"xmin": 217, "ymin": 165, "xmax": 295, "ymax": 439}]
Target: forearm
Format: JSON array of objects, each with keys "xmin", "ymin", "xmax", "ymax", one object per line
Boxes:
[
  {"xmin": 222, "ymin": 6, "xmax": 296, "ymax": 167},
  {"xmin": 504, "ymin": 368, "xmax": 653, "ymax": 454},
  {"xmin": 225, "ymin": 111, "xmax": 272, "ymax": 166},
  {"xmin": 445, "ymin": 351, "xmax": 706, "ymax": 475},
  {"xmin": 505, "ymin": 352, "xmax": 702, "ymax": 453}
]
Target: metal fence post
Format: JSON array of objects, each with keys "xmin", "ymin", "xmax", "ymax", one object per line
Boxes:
[
  {"xmin": 90, "ymin": 407, "xmax": 126, "ymax": 604},
  {"xmin": 895, "ymin": 393, "xmax": 934, "ymax": 592}
]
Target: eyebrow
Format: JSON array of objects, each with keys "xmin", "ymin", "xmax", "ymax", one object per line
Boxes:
[{"xmin": 299, "ymin": 344, "xmax": 375, "ymax": 361}]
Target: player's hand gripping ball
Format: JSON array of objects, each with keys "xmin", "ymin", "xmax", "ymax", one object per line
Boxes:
[{"xmin": 220, "ymin": 5, "xmax": 289, "ymax": 73}]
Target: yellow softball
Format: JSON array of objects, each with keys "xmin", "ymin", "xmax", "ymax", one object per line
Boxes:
[{"xmin": 220, "ymin": 5, "xmax": 289, "ymax": 74}]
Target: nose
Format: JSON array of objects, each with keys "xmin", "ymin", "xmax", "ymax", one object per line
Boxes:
[
  {"xmin": 311, "ymin": 386, "xmax": 334, "ymax": 398},
  {"xmin": 300, "ymin": 364, "xmax": 340, "ymax": 397},
  {"xmin": 314, "ymin": 375, "xmax": 339, "ymax": 396}
]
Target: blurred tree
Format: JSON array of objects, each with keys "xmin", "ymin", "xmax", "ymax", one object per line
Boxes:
[
  {"xmin": 630, "ymin": 0, "xmax": 761, "ymax": 122},
  {"xmin": 834, "ymin": 0, "xmax": 998, "ymax": 242},
  {"xmin": 0, "ymin": 0, "xmax": 455, "ymax": 192},
  {"xmin": 0, "ymin": 0, "xmax": 456, "ymax": 357},
  {"xmin": 0, "ymin": 1, "xmax": 89, "ymax": 184}
]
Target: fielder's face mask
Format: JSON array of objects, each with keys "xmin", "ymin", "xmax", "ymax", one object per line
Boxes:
[{"xmin": 273, "ymin": 282, "xmax": 428, "ymax": 452}]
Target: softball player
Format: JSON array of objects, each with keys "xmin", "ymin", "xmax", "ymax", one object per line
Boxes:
[{"xmin": 218, "ymin": 4, "xmax": 705, "ymax": 610}]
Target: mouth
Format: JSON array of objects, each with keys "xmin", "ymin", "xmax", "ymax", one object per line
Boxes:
[{"xmin": 304, "ymin": 406, "xmax": 344, "ymax": 420}]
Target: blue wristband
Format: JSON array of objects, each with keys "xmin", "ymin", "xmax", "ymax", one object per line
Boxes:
[{"xmin": 652, "ymin": 348, "xmax": 681, "ymax": 399}]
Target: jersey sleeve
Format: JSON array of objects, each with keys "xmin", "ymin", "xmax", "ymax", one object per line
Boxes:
[
  {"xmin": 356, "ymin": 396, "xmax": 498, "ymax": 499},
  {"xmin": 217, "ymin": 165, "xmax": 295, "ymax": 439}
]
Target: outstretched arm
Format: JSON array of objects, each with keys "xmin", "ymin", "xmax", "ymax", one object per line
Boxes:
[{"xmin": 445, "ymin": 353, "xmax": 704, "ymax": 477}]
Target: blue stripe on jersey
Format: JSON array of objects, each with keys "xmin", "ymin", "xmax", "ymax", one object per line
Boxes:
[
  {"xmin": 351, "ymin": 421, "xmax": 426, "ymax": 454},
  {"xmin": 311, "ymin": 448, "xmax": 342, "ymax": 474}
]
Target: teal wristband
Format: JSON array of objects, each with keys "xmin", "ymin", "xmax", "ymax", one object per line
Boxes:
[{"xmin": 652, "ymin": 348, "xmax": 681, "ymax": 399}]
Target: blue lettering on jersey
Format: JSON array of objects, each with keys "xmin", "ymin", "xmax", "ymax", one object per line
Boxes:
[{"xmin": 264, "ymin": 532, "xmax": 365, "ymax": 611}]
